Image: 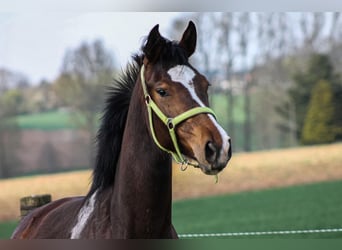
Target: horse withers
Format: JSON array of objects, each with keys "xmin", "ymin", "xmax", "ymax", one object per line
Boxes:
[{"xmin": 12, "ymin": 21, "xmax": 232, "ymax": 239}]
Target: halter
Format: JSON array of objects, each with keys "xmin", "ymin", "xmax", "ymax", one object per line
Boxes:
[{"xmin": 140, "ymin": 65, "xmax": 217, "ymax": 168}]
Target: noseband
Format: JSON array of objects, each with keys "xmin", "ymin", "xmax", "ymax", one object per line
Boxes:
[{"xmin": 140, "ymin": 65, "xmax": 216, "ymax": 168}]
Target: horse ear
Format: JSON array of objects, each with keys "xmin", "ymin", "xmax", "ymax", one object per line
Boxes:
[
  {"xmin": 179, "ymin": 21, "xmax": 197, "ymax": 57},
  {"xmin": 143, "ymin": 24, "xmax": 166, "ymax": 63}
]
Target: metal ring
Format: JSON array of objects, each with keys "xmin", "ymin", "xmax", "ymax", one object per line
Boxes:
[
  {"xmin": 145, "ymin": 95, "xmax": 150, "ymax": 104},
  {"xmin": 167, "ymin": 118, "xmax": 174, "ymax": 130}
]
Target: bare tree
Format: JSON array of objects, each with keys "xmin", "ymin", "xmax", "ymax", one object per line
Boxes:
[
  {"xmin": 300, "ymin": 13, "xmax": 326, "ymax": 52},
  {"xmin": 0, "ymin": 69, "xmax": 28, "ymax": 178},
  {"xmin": 39, "ymin": 142, "xmax": 60, "ymax": 173},
  {"xmin": 235, "ymin": 13, "xmax": 253, "ymax": 151},
  {"xmin": 0, "ymin": 68, "xmax": 29, "ymax": 92},
  {"xmin": 328, "ymin": 13, "xmax": 342, "ymax": 75},
  {"xmin": 169, "ymin": 12, "xmax": 342, "ymax": 151},
  {"xmin": 54, "ymin": 40, "xmax": 116, "ymax": 167},
  {"xmin": 215, "ymin": 13, "xmax": 237, "ymax": 142},
  {"xmin": 250, "ymin": 13, "xmax": 299, "ymax": 149},
  {"xmin": 328, "ymin": 13, "xmax": 341, "ymax": 46},
  {"xmin": 0, "ymin": 91, "xmax": 22, "ymax": 178},
  {"xmin": 169, "ymin": 13, "xmax": 221, "ymax": 105}
]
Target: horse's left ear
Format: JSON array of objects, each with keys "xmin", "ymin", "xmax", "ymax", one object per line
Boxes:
[
  {"xmin": 143, "ymin": 24, "xmax": 166, "ymax": 64},
  {"xmin": 179, "ymin": 21, "xmax": 197, "ymax": 58}
]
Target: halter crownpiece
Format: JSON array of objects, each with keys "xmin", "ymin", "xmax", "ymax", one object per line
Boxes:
[{"xmin": 140, "ymin": 65, "xmax": 217, "ymax": 167}]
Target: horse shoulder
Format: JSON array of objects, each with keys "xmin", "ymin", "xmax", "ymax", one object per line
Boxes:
[{"xmin": 12, "ymin": 196, "xmax": 84, "ymax": 239}]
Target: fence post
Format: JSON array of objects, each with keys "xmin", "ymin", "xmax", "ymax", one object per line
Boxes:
[{"xmin": 20, "ymin": 194, "xmax": 52, "ymax": 217}]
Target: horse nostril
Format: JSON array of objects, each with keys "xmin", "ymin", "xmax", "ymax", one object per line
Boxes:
[{"xmin": 205, "ymin": 141, "xmax": 217, "ymax": 164}]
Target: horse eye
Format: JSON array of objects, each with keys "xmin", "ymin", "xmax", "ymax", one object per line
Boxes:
[{"xmin": 156, "ymin": 88, "xmax": 167, "ymax": 97}]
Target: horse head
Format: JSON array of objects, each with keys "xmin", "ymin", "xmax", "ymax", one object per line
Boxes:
[{"xmin": 141, "ymin": 21, "xmax": 232, "ymax": 175}]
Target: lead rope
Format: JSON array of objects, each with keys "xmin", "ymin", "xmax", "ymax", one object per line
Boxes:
[{"xmin": 180, "ymin": 161, "xmax": 189, "ymax": 171}]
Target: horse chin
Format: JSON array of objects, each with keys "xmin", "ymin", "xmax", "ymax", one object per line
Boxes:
[
  {"xmin": 198, "ymin": 164, "xmax": 221, "ymax": 176},
  {"xmin": 184, "ymin": 155, "xmax": 221, "ymax": 176}
]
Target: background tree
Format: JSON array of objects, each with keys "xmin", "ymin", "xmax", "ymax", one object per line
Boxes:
[
  {"xmin": 301, "ymin": 80, "xmax": 336, "ymax": 144},
  {"xmin": 169, "ymin": 13, "xmax": 342, "ymax": 151},
  {"xmin": 299, "ymin": 13, "xmax": 326, "ymax": 53},
  {"xmin": 54, "ymin": 39, "xmax": 116, "ymax": 166},
  {"xmin": 287, "ymin": 53, "xmax": 340, "ymax": 141},
  {"xmin": 0, "ymin": 68, "xmax": 29, "ymax": 92},
  {"xmin": 0, "ymin": 90, "xmax": 22, "ymax": 178},
  {"xmin": 0, "ymin": 68, "xmax": 29, "ymax": 178},
  {"xmin": 236, "ymin": 13, "xmax": 252, "ymax": 151},
  {"xmin": 249, "ymin": 13, "xmax": 295, "ymax": 149},
  {"xmin": 170, "ymin": 13, "xmax": 220, "ymax": 103},
  {"xmin": 216, "ymin": 13, "xmax": 237, "ymax": 143}
]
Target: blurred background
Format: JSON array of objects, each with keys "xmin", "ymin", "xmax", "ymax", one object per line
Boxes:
[{"xmin": 1, "ymin": 12, "xmax": 342, "ymax": 238}]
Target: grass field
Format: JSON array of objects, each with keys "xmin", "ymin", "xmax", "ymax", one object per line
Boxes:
[
  {"xmin": 9, "ymin": 94, "xmax": 244, "ymax": 131},
  {"xmin": 0, "ymin": 143, "xmax": 342, "ymax": 239},
  {"xmin": 1, "ymin": 180, "xmax": 342, "ymax": 239},
  {"xmin": 173, "ymin": 180, "xmax": 342, "ymax": 239},
  {"xmin": 9, "ymin": 94, "xmax": 250, "ymax": 149},
  {"xmin": 0, "ymin": 221, "xmax": 17, "ymax": 239},
  {"xmin": 211, "ymin": 93, "xmax": 245, "ymax": 124},
  {"xmin": 1, "ymin": 143, "xmax": 342, "ymax": 222},
  {"xmin": 13, "ymin": 111, "xmax": 77, "ymax": 130}
]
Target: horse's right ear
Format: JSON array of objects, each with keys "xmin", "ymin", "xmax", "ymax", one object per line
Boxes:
[
  {"xmin": 179, "ymin": 21, "xmax": 197, "ymax": 58},
  {"xmin": 143, "ymin": 24, "xmax": 166, "ymax": 64}
]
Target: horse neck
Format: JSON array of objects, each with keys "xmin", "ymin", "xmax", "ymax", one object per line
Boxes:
[{"xmin": 111, "ymin": 80, "xmax": 173, "ymax": 237}]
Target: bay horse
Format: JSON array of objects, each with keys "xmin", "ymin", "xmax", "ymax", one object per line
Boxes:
[{"xmin": 11, "ymin": 21, "xmax": 232, "ymax": 239}]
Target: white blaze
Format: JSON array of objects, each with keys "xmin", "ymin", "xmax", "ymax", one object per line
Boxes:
[
  {"xmin": 70, "ymin": 191, "xmax": 98, "ymax": 239},
  {"xmin": 167, "ymin": 65, "xmax": 231, "ymax": 160}
]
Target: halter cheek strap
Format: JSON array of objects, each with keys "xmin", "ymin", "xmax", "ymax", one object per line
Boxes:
[{"xmin": 140, "ymin": 65, "xmax": 217, "ymax": 166}]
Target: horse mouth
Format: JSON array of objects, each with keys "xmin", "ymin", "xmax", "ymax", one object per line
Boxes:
[
  {"xmin": 183, "ymin": 155, "xmax": 226, "ymax": 175},
  {"xmin": 199, "ymin": 166, "xmax": 220, "ymax": 175},
  {"xmin": 197, "ymin": 163, "xmax": 224, "ymax": 175}
]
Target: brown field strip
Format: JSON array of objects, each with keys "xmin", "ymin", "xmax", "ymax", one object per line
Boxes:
[{"xmin": 1, "ymin": 143, "xmax": 342, "ymax": 221}]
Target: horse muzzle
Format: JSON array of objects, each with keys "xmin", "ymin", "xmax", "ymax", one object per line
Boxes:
[{"xmin": 199, "ymin": 138, "xmax": 232, "ymax": 175}]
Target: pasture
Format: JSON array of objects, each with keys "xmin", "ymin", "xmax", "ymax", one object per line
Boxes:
[
  {"xmin": 10, "ymin": 94, "xmax": 245, "ymax": 131},
  {"xmin": 0, "ymin": 143, "xmax": 342, "ymax": 238},
  {"xmin": 13, "ymin": 110, "xmax": 77, "ymax": 130},
  {"xmin": 1, "ymin": 180, "xmax": 342, "ymax": 239},
  {"xmin": 173, "ymin": 180, "xmax": 342, "ymax": 238}
]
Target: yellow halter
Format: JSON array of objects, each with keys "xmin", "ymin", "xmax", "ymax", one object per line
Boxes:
[{"xmin": 140, "ymin": 65, "xmax": 217, "ymax": 167}]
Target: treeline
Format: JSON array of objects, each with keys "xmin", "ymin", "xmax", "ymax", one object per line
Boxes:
[
  {"xmin": 1, "ymin": 13, "xmax": 342, "ymax": 177},
  {"xmin": 170, "ymin": 13, "xmax": 342, "ymax": 150},
  {"xmin": 0, "ymin": 40, "xmax": 116, "ymax": 178},
  {"xmin": 295, "ymin": 54, "xmax": 342, "ymax": 144},
  {"xmin": 0, "ymin": 40, "xmax": 115, "ymax": 117}
]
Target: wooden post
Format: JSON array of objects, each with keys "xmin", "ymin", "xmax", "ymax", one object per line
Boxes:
[{"xmin": 20, "ymin": 194, "xmax": 52, "ymax": 217}]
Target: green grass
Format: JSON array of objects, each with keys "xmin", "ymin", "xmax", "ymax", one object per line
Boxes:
[
  {"xmin": 5, "ymin": 93, "xmax": 245, "ymax": 132},
  {"xmin": 211, "ymin": 94, "xmax": 246, "ymax": 124},
  {"xmin": 172, "ymin": 180, "xmax": 342, "ymax": 239},
  {"xmin": 8, "ymin": 93, "xmax": 244, "ymax": 131},
  {"xmin": 211, "ymin": 93, "xmax": 260, "ymax": 151},
  {"xmin": 0, "ymin": 221, "xmax": 17, "ymax": 239},
  {"xmin": 12, "ymin": 110, "xmax": 91, "ymax": 130},
  {"xmin": 2, "ymin": 180, "xmax": 342, "ymax": 239},
  {"xmin": 10, "ymin": 110, "xmax": 100, "ymax": 130},
  {"xmin": 12, "ymin": 111, "xmax": 77, "ymax": 130},
  {"xmin": 211, "ymin": 93, "xmax": 246, "ymax": 124}
]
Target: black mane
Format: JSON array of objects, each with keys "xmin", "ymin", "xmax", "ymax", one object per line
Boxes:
[
  {"xmin": 88, "ymin": 38, "xmax": 189, "ymax": 195},
  {"xmin": 88, "ymin": 55, "xmax": 142, "ymax": 195}
]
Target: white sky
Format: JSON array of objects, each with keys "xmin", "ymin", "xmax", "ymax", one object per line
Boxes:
[{"xmin": 0, "ymin": 12, "xmax": 185, "ymax": 84}]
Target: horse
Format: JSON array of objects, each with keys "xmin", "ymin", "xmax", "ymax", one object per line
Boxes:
[{"xmin": 11, "ymin": 21, "xmax": 232, "ymax": 239}]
